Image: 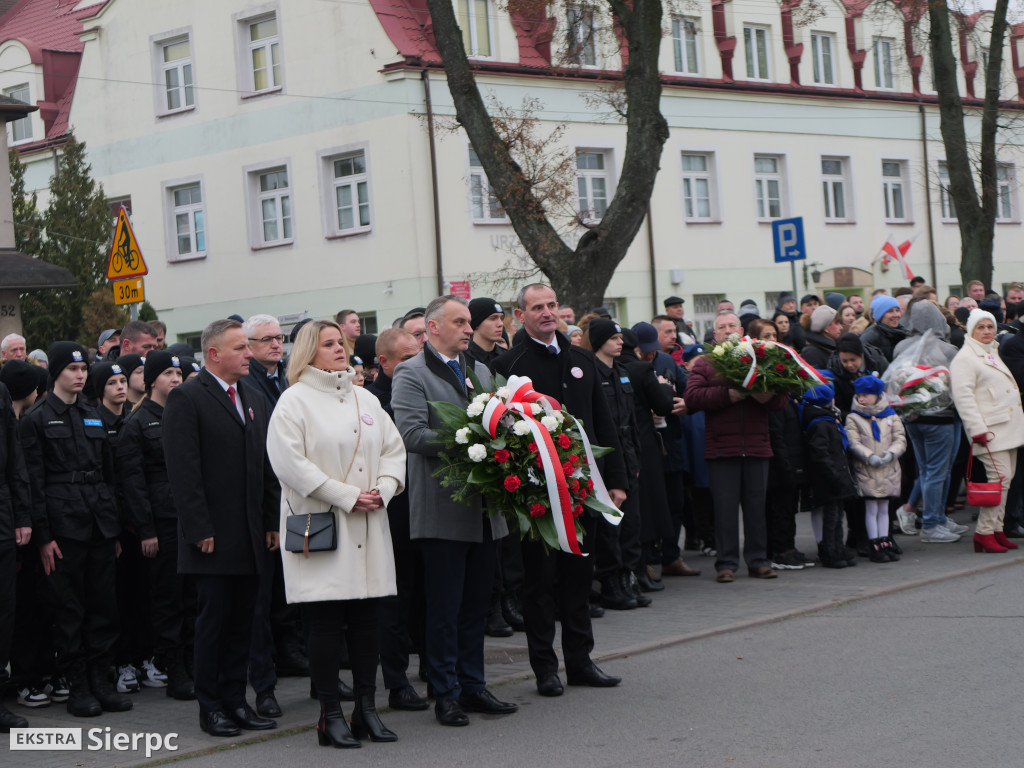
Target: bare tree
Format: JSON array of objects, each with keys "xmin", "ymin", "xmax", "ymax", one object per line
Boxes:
[{"xmin": 423, "ymin": 0, "xmax": 669, "ymax": 310}]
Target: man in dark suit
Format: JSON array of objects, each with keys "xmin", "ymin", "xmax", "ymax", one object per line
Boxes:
[
  {"xmin": 163, "ymin": 319, "xmax": 281, "ymax": 738},
  {"xmin": 392, "ymin": 296, "xmax": 518, "ymax": 727},
  {"xmin": 492, "ymin": 284, "xmax": 628, "ymax": 697}
]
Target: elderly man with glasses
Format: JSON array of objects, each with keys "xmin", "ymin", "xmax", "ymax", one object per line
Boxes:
[{"xmin": 243, "ymin": 315, "xmax": 288, "ymax": 409}]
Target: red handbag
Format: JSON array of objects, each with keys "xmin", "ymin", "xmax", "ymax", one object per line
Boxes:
[{"xmin": 966, "ymin": 445, "xmax": 1004, "ymax": 508}]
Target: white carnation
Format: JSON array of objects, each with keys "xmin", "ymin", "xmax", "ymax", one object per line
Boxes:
[
  {"xmin": 455, "ymin": 427, "xmax": 471, "ymax": 445},
  {"xmin": 531, "ymin": 403, "xmax": 542, "ymax": 415},
  {"xmin": 512, "ymin": 420, "xmax": 532, "ymax": 436},
  {"xmin": 541, "ymin": 416, "xmax": 559, "ymax": 431},
  {"xmin": 712, "ymin": 346, "xmax": 725, "ymax": 356},
  {"xmin": 473, "ymin": 393, "xmax": 490, "ymax": 405},
  {"xmin": 467, "ymin": 444, "xmax": 487, "ymax": 462},
  {"xmin": 495, "ymin": 387, "xmax": 510, "ymax": 399},
  {"xmin": 552, "ymin": 410, "xmax": 565, "ymax": 423},
  {"xmin": 466, "ymin": 401, "xmax": 485, "ymax": 417}
]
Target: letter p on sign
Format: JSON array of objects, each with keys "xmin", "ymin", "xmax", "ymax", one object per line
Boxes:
[{"xmin": 772, "ymin": 217, "xmax": 806, "ymax": 263}]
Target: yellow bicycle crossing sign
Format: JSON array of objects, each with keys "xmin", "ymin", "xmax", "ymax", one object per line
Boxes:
[{"xmin": 106, "ymin": 206, "xmax": 148, "ymax": 280}]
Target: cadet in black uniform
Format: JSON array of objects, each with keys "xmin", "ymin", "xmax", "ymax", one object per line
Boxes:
[
  {"xmin": 118, "ymin": 352, "xmax": 195, "ymax": 701},
  {"xmin": 19, "ymin": 342, "xmax": 132, "ymax": 717}
]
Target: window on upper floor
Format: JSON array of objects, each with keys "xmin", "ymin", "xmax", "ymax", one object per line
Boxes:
[
  {"xmin": 681, "ymin": 152, "xmax": 717, "ymax": 221},
  {"xmin": 821, "ymin": 157, "xmax": 852, "ymax": 222},
  {"xmin": 753, "ymin": 154, "xmax": 785, "ymax": 220},
  {"xmin": 575, "ymin": 150, "xmax": 610, "ymax": 222},
  {"xmin": 938, "ymin": 161, "xmax": 956, "ymax": 221},
  {"xmin": 874, "ymin": 37, "xmax": 894, "ymax": 89},
  {"xmin": 456, "ymin": 0, "xmax": 492, "ymax": 58},
  {"xmin": 811, "ymin": 32, "xmax": 835, "ymax": 86},
  {"xmin": 997, "ymin": 163, "xmax": 1017, "ymax": 222},
  {"xmin": 245, "ymin": 164, "xmax": 292, "ymax": 247},
  {"xmin": 4, "ymin": 85, "xmax": 32, "ymax": 144},
  {"xmin": 882, "ymin": 160, "xmax": 910, "ymax": 222},
  {"xmin": 161, "ymin": 36, "xmax": 194, "ymax": 113},
  {"xmin": 567, "ymin": 6, "xmax": 597, "ymax": 67},
  {"xmin": 234, "ymin": 7, "xmax": 283, "ymax": 98},
  {"xmin": 163, "ymin": 179, "xmax": 207, "ymax": 262},
  {"xmin": 672, "ymin": 17, "xmax": 700, "ymax": 75},
  {"xmin": 468, "ymin": 147, "xmax": 507, "ymax": 223},
  {"xmin": 744, "ymin": 25, "xmax": 771, "ymax": 81},
  {"xmin": 318, "ymin": 147, "xmax": 372, "ymax": 237}
]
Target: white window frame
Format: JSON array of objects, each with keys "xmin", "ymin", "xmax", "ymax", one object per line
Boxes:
[
  {"xmin": 244, "ymin": 160, "xmax": 294, "ymax": 249},
  {"xmin": 4, "ymin": 84, "xmax": 33, "ymax": 144},
  {"xmin": 150, "ymin": 29, "xmax": 196, "ymax": 117},
  {"xmin": 874, "ymin": 37, "xmax": 894, "ymax": 90},
  {"xmin": 938, "ymin": 161, "xmax": 957, "ymax": 222},
  {"xmin": 317, "ymin": 144, "xmax": 373, "ymax": 238},
  {"xmin": 567, "ymin": 5, "xmax": 598, "ymax": 68},
  {"xmin": 810, "ymin": 32, "xmax": 836, "ymax": 86},
  {"xmin": 162, "ymin": 177, "xmax": 207, "ymax": 263},
  {"xmin": 881, "ymin": 158, "xmax": 912, "ymax": 224},
  {"xmin": 743, "ymin": 25, "xmax": 771, "ymax": 81},
  {"xmin": 456, "ymin": 0, "xmax": 493, "ymax": 59},
  {"xmin": 575, "ymin": 148, "xmax": 612, "ymax": 223},
  {"xmin": 672, "ymin": 17, "xmax": 700, "ymax": 76},
  {"xmin": 996, "ymin": 162, "xmax": 1018, "ymax": 223},
  {"xmin": 753, "ymin": 154, "xmax": 786, "ymax": 221},
  {"xmin": 467, "ymin": 145, "xmax": 507, "ymax": 224},
  {"xmin": 680, "ymin": 150, "xmax": 719, "ymax": 223},
  {"xmin": 820, "ymin": 155, "xmax": 853, "ymax": 223},
  {"xmin": 233, "ymin": 5, "xmax": 284, "ymax": 99}
]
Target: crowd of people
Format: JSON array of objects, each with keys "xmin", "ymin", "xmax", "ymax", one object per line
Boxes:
[{"xmin": 1, "ymin": 275, "xmax": 1022, "ymax": 747}]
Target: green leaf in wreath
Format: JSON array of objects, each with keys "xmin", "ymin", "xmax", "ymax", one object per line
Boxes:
[
  {"xmin": 583, "ymin": 494, "xmax": 622, "ymax": 519},
  {"xmin": 467, "ymin": 463, "xmax": 500, "ymax": 484},
  {"xmin": 466, "ymin": 365, "xmax": 486, "ymax": 395},
  {"xmin": 428, "ymin": 400, "xmax": 470, "ymax": 426},
  {"xmin": 534, "ymin": 510, "xmax": 561, "ymax": 552},
  {"xmin": 589, "ymin": 443, "xmax": 613, "ymax": 458}
]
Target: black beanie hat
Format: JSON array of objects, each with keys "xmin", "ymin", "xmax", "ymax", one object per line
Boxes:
[
  {"xmin": 0, "ymin": 360, "xmax": 38, "ymax": 400},
  {"xmin": 144, "ymin": 351, "xmax": 181, "ymax": 387},
  {"xmin": 468, "ymin": 298, "xmax": 504, "ymax": 330},
  {"xmin": 32, "ymin": 365, "xmax": 48, "ymax": 398},
  {"xmin": 620, "ymin": 327, "xmax": 639, "ymax": 353},
  {"xmin": 86, "ymin": 361, "xmax": 127, "ymax": 401},
  {"xmin": 836, "ymin": 333, "xmax": 864, "ymax": 356},
  {"xmin": 47, "ymin": 341, "xmax": 88, "ymax": 383},
  {"xmin": 166, "ymin": 342, "xmax": 193, "ymax": 358},
  {"xmin": 588, "ymin": 318, "xmax": 622, "ymax": 351},
  {"xmin": 353, "ymin": 334, "xmax": 378, "ymax": 366},
  {"xmin": 978, "ymin": 297, "xmax": 1004, "ymax": 324},
  {"xmin": 117, "ymin": 354, "xmax": 145, "ymax": 380},
  {"xmin": 953, "ymin": 306, "xmax": 971, "ymax": 326},
  {"xmin": 178, "ymin": 355, "xmax": 201, "ymax": 378}
]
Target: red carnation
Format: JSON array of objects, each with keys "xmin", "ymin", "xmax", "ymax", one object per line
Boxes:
[
  {"xmin": 562, "ymin": 461, "xmax": 574, "ymax": 476},
  {"xmin": 570, "ymin": 479, "xmax": 581, "ymax": 492},
  {"xmin": 754, "ymin": 346, "xmax": 766, "ymax": 359},
  {"xmin": 503, "ymin": 475, "xmax": 522, "ymax": 492},
  {"xmin": 573, "ymin": 504, "xmax": 584, "ymax": 518},
  {"xmin": 570, "ymin": 454, "xmax": 581, "ymax": 466},
  {"xmin": 557, "ymin": 433, "xmax": 572, "ymax": 449},
  {"xmin": 493, "ymin": 449, "xmax": 511, "ymax": 464},
  {"xmin": 775, "ymin": 363, "xmax": 786, "ymax": 372},
  {"xmin": 579, "ymin": 488, "xmax": 588, "ymax": 500},
  {"xmin": 739, "ymin": 355, "xmax": 752, "ymax": 364},
  {"xmin": 535, "ymin": 455, "xmax": 544, "ymax": 469},
  {"xmin": 528, "ymin": 441, "xmax": 539, "ymax": 454},
  {"xmin": 529, "ymin": 503, "xmax": 546, "ymax": 518},
  {"xmin": 797, "ymin": 369, "xmax": 809, "ymax": 379},
  {"xmin": 586, "ymin": 479, "xmax": 594, "ymax": 491}
]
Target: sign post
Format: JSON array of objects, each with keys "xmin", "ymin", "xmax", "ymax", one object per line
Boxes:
[
  {"xmin": 106, "ymin": 206, "xmax": 149, "ymax": 320},
  {"xmin": 772, "ymin": 216, "xmax": 806, "ymax": 299}
]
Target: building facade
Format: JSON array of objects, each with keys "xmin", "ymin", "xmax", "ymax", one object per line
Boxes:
[{"xmin": 3, "ymin": 0, "xmax": 1024, "ymax": 344}]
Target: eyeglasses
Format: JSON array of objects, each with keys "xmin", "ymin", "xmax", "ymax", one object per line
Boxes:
[{"xmin": 249, "ymin": 335, "xmax": 286, "ymax": 344}]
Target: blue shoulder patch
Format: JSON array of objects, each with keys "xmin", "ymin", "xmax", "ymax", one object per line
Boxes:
[
  {"xmin": 619, "ymin": 376, "xmax": 631, "ymax": 384},
  {"xmin": 83, "ymin": 418, "xmax": 103, "ymax": 427}
]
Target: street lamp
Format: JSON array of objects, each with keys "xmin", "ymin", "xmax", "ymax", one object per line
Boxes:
[{"xmin": 802, "ymin": 261, "xmax": 824, "ymax": 289}]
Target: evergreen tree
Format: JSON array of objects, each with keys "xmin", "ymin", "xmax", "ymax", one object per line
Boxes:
[
  {"xmin": 9, "ymin": 149, "xmax": 43, "ymax": 255},
  {"xmin": 18, "ymin": 134, "xmax": 113, "ymax": 347}
]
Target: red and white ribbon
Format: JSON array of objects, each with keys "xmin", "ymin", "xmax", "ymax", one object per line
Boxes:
[{"xmin": 771, "ymin": 339, "xmax": 827, "ymax": 387}]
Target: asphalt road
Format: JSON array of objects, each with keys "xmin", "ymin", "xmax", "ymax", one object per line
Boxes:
[{"xmin": 168, "ymin": 565, "xmax": 1024, "ymax": 768}]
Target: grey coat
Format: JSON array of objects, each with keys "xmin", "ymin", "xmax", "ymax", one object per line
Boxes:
[{"xmin": 392, "ymin": 343, "xmax": 508, "ymax": 543}]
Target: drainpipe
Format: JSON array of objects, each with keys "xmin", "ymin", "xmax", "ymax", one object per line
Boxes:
[
  {"xmin": 421, "ymin": 69, "xmax": 445, "ymax": 296},
  {"xmin": 646, "ymin": 205, "xmax": 658, "ymax": 318},
  {"xmin": 919, "ymin": 104, "xmax": 938, "ymax": 287}
]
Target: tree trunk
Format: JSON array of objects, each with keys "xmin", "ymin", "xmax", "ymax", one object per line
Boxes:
[{"xmin": 424, "ymin": 0, "xmax": 668, "ymax": 312}]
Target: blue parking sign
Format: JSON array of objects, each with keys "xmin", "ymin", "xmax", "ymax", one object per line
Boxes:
[{"xmin": 772, "ymin": 217, "xmax": 806, "ymax": 263}]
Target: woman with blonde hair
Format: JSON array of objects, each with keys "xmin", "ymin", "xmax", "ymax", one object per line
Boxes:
[{"xmin": 267, "ymin": 320, "xmax": 407, "ymax": 747}]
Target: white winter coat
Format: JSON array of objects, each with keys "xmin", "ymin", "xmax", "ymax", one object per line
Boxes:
[
  {"xmin": 267, "ymin": 366, "xmax": 406, "ymax": 603},
  {"xmin": 950, "ymin": 336, "xmax": 1024, "ymax": 456}
]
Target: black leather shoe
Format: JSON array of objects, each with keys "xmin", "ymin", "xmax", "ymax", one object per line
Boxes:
[
  {"xmin": 256, "ymin": 690, "xmax": 282, "ymax": 718},
  {"xmin": 501, "ymin": 594, "xmax": 525, "ymax": 631},
  {"xmin": 0, "ymin": 703, "xmax": 28, "ymax": 732},
  {"xmin": 1004, "ymin": 525, "xmax": 1024, "ymax": 538},
  {"xmin": 536, "ymin": 673, "xmax": 564, "ymax": 697},
  {"xmin": 599, "ymin": 577, "xmax": 637, "ymax": 610},
  {"xmin": 458, "ymin": 689, "xmax": 518, "ymax": 715},
  {"xmin": 434, "ymin": 699, "xmax": 469, "ymax": 727},
  {"xmin": 635, "ymin": 568, "xmax": 665, "ymax": 593},
  {"xmin": 229, "ymin": 704, "xmax": 276, "ymax": 730},
  {"xmin": 566, "ymin": 662, "xmax": 621, "ymax": 688},
  {"xmin": 200, "ymin": 711, "xmax": 241, "ymax": 738},
  {"xmin": 588, "ymin": 602, "xmax": 605, "ymax": 618},
  {"xmin": 485, "ymin": 598, "xmax": 514, "ymax": 637},
  {"xmin": 388, "ymin": 685, "xmax": 429, "ymax": 711},
  {"xmin": 310, "ymin": 678, "xmax": 355, "ymax": 702}
]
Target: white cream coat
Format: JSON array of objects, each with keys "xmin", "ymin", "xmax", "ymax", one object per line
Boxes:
[
  {"xmin": 950, "ymin": 336, "xmax": 1024, "ymax": 456},
  {"xmin": 267, "ymin": 366, "xmax": 406, "ymax": 603}
]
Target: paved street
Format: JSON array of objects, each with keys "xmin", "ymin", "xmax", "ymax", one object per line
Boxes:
[{"xmin": 5, "ymin": 520, "xmax": 1024, "ymax": 767}]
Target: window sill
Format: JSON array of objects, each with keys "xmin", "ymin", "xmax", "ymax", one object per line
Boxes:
[
  {"xmin": 157, "ymin": 105, "xmax": 197, "ymax": 119},
  {"xmin": 325, "ymin": 228, "xmax": 372, "ymax": 240},
  {"xmin": 471, "ymin": 218, "xmax": 510, "ymax": 226},
  {"xmin": 824, "ymin": 219, "xmax": 857, "ymax": 225},
  {"xmin": 939, "ymin": 218, "xmax": 958, "ymax": 224},
  {"xmin": 241, "ymin": 85, "xmax": 283, "ymax": 100},
  {"xmin": 683, "ymin": 218, "xmax": 722, "ymax": 225},
  {"xmin": 168, "ymin": 252, "xmax": 207, "ymax": 264},
  {"xmin": 757, "ymin": 217, "xmax": 785, "ymax": 224},
  {"xmin": 883, "ymin": 218, "xmax": 914, "ymax": 225},
  {"xmin": 251, "ymin": 239, "xmax": 293, "ymax": 251},
  {"xmin": 996, "ymin": 219, "xmax": 1021, "ymax": 225}
]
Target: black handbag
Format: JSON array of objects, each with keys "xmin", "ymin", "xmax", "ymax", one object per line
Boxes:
[{"xmin": 285, "ymin": 501, "xmax": 337, "ymax": 557}]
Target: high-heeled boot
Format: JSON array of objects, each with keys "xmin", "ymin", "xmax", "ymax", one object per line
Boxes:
[
  {"xmin": 973, "ymin": 533, "xmax": 1008, "ymax": 553},
  {"xmin": 994, "ymin": 531, "xmax": 1019, "ymax": 550},
  {"xmin": 317, "ymin": 700, "xmax": 360, "ymax": 748},
  {"xmin": 350, "ymin": 694, "xmax": 397, "ymax": 742}
]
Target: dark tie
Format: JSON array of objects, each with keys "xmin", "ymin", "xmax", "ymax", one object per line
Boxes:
[
  {"xmin": 446, "ymin": 360, "xmax": 465, "ymax": 393},
  {"xmin": 547, "ymin": 344, "xmax": 559, "ymax": 356}
]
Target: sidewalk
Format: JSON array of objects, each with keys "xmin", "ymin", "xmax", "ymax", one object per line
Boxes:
[{"xmin": 6, "ymin": 521, "xmax": 1024, "ymax": 768}]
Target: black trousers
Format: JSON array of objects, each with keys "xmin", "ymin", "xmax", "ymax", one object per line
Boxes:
[
  {"xmin": 490, "ymin": 531, "xmax": 524, "ymax": 601},
  {"xmin": 305, "ymin": 599, "xmax": 380, "ymax": 702},
  {"xmin": 47, "ymin": 530, "xmax": 119, "ymax": 673},
  {"xmin": 114, "ymin": 528, "xmax": 151, "ymax": 664},
  {"xmin": 145, "ymin": 519, "xmax": 194, "ymax": 668},
  {"xmin": 192, "ymin": 574, "xmax": 257, "ymax": 714},
  {"xmin": 765, "ymin": 483, "xmax": 799, "ymax": 557},
  {"xmin": 379, "ymin": 494, "xmax": 426, "ymax": 691},
  {"xmin": 595, "ymin": 477, "xmax": 640, "ymax": 577},
  {"xmin": 419, "ymin": 532, "xmax": 495, "ymax": 700},
  {"xmin": 10, "ymin": 549, "xmax": 55, "ymax": 685},
  {"xmin": 248, "ymin": 547, "xmax": 278, "ymax": 695},
  {"xmin": 0, "ymin": 542, "xmax": 14, "ymax": 671},
  {"xmin": 521, "ymin": 515, "xmax": 596, "ymax": 677},
  {"xmin": 660, "ymin": 470, "xmax": 687, "ymax": 563},
  {"xmin": 708, "ymin": 458, "xmax": 770, "ymax": 573}
]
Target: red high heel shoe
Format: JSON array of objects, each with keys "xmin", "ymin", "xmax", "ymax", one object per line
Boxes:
[
  {"xmin": 994, "ymin": 532, "xmax": 1019, "ymax": 550},
  {"xmin": 974, "ymin": 533, "xmax": 1008, "ymax": 553}
]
